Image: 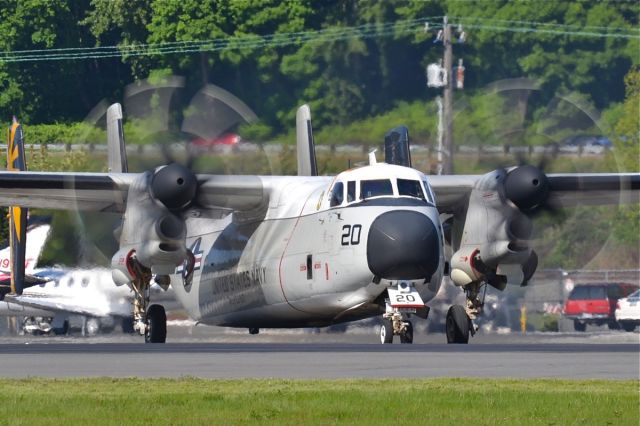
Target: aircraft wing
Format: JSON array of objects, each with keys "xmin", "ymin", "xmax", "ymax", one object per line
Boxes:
[
  {"xmin": 0, "ymin": 172, "xmax": 132, "ymax": 212},
  {"xmin": 3, "ymin": 293, "xmax": 115, "ymax": 317},
  {"xmin": 0, "ymin": 273, "xmax": 50, "ymax": 297},
  {"xmin": 0, "ymin": 171, "xmax": 270, "ymax": 213},
  {"xmin": 430, "ymin": 173, "xmax": 640, "ymax": 213}
]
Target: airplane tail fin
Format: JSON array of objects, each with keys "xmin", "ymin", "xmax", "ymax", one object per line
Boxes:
[
  {"xmin": 7, "ymin": 117, "xmax": 28, "ymax": 294},
  {"xmin": 296, "ymin": 104, "xmax": 318, "ymax": 176},
  {"xmin": 384, "ymin": 126, "xmax": 412, "ymax": 167},
  {"xmin": 107, "ymin": 103, "xmax": 128, "ymax": 173},
  {"xmin": 0, "ymin": 220, "xmax": 51, "ymax": 271}
]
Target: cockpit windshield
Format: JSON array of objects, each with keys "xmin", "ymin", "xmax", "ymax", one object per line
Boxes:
[
  {"xmin": 397, "ymin": 179, "xmax": 425, "ymax": 200},
  {"xmin": 360, "ymin": 179, "xmax": 393, "ymax": 199}
]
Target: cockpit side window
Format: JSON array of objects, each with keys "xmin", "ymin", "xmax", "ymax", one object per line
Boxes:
[
  {"xmin": 397, "ymin": 179, "xmax": 425, "ymax": 200},
  {"xmin": 422, "ymin": 180, "xmax": 435, "ymax": 204},
  {"xmin": 329, "ymin": 181, "xmax": 344, "ymax": 207},
  {"xmin": 347, "ymin": 181, "xmax": 356, "ymax": 202},
  {"xmin": 360, "ymin": 179, "xmax": 393, "ymax": 199}
]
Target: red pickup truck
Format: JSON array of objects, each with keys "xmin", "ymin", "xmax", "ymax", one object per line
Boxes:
[{"xmin": 563, "ymin": 283, "xmax": 639, "ymax": 332}]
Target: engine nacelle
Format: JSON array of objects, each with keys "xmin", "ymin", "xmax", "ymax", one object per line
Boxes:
[
  {"xmin": 116, "ymin": 170, "xmax": 189, "ymax": 276},
  {"xmin": 111, "ymin": 248, "xmax": 136, "ymax": 286},
  {"xmin": 449, "ymin": 167, "xmax": 543, "ymax": 288}
]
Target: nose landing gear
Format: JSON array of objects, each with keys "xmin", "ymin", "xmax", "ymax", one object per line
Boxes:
[
  {"xmin": 380, "ymin": 316, "xmax": 413, "ymax": 344},
  {"xmin": 379, "ymin": 284, "xmax": 426, "ymax": 344}
]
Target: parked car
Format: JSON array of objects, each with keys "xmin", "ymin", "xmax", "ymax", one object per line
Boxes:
[
  {"xmin": 190, "ymin": 133, "xmax": 241, "ymax": 148},
  {"xmin": 563, "ymin": 283, "xmax": 639, "ymax": 332},
  {"xmin": 615, "ymin": 289, "xmax": 640, "ymax": 332},
  {"xmin": 562, "ymin": 135, "xmax": 613, "ymax": 148}
]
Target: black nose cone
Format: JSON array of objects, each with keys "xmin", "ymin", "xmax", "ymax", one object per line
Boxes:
[{"xmin": 367, "ymin": 211, "xmax": 440, "ymax": 280}]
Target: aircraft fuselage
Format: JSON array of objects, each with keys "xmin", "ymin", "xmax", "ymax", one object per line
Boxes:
[{"xmin": 171, "ymin": 165, "xmax": 445, "ymax": 328}]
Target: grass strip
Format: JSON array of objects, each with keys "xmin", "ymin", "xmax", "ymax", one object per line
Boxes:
[{"xmin": 0, "ymin": 378, "xmax": 637, "ymax": 425}]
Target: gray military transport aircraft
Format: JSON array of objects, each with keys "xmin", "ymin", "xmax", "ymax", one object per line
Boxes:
[{"xmin": 0, "ymin": 104, "xmax": 638, "ymax": 344}]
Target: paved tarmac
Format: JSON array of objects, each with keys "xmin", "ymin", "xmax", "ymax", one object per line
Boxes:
[{"xmin": 0, "ymin": 341, "xmax": 637, "ymax": 379}]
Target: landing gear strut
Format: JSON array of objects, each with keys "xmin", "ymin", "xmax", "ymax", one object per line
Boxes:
[{"xmin": 128, "ymin": 252, "xmax": 166, "ymax": 343}]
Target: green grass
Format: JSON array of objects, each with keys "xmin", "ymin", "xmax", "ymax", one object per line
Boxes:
[{"xmin": 0, "ymin": 378, "xmax": 637, "ymax": 425}]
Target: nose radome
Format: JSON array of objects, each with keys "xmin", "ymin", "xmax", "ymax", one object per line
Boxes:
[{"xmin": 367, "ymin": 210, "xmax": 439, "ymax": 280}]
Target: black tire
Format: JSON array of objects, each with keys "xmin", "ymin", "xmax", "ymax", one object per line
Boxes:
[
  {"xmin": 380, "ymin": 319, "xmax": 393, "ymax": 344},
  {"xmin": 145, "ymin": 304, "xmax": 167, "ymax": 343},
  {"xmin": 446, "ymin": 305, "xmax": 470, "ymax": 344},
  {"xmin": 607, "ymin": 321, "xmax": 620, "ymax": 330},
  {"xmin": 573, "ymin": 320, "xmax": 586, "ymax": 332},
  {"xmin": 121, "ymin": 316, "xmax": 135, "ymax": 334},
  {"xmin": 52, "ymin": 320, "xmax": 69, "ymax": 336},
  {"xmin": 621, "ymin": 322, "xmax": 637, "ymax": 332},
  {"xmin": 400, "ymin": 321, "xmax": 413, "ymax": 344}
]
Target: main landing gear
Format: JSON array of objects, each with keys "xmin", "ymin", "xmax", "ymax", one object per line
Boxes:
[
  {"xmin": 445, "ymin": 282, "xmax": 484, "ymax": 344},
  {"xmin": 128, "ymin": 252, "xmax": 167, "ymax": 343},
  {"xmin": 379, "ymin": 283, "xmax": 426, "ymax": 344}
]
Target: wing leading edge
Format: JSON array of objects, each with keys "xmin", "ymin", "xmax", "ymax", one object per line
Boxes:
[
  {"xmin": 430, "ymin": 172, "xmax": 640, "ymax": 213},
  {"xmin": 0, "ymin": 171, "xmax": 271, "ymax": 213}
]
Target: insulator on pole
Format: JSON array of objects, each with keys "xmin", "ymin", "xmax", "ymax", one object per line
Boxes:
[{"xmin": 456, "ymin": 59, "xmax": 465, "ymax": 90}]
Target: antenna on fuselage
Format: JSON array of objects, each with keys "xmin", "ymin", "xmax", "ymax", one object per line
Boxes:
[
  {"xmin": 368, "ymin": 150, "xmax": 378, "ymax": 165},
  {"xmin": 295, "ymin": 104, "xmax": 318, "ymax": 176}
]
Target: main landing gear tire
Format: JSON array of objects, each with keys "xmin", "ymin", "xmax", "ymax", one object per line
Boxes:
[
  {"xmin": 145, "ymin": 304, "xmax": 167, "ymax": 343},
  {"xmin": 380, "ymin": 319, "xmax": 393, "ymax": 344},
  {"xmin": 400, "ymin": 321, "xmax": 413, "ymax": 344},
  {"xmin": 446, "ymin": 305, "xmax": 470, "ymax": 344},
  {"xmin": 573, "ymin": 320, "xmax": 586, "ymax": 332}
]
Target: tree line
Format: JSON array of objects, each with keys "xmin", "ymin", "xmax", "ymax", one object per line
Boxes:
[{"xmin": 0, "ymin": 0, "xmax": 636, "ymax": 139}]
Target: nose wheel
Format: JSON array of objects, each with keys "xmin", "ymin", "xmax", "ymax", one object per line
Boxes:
[
  {"xmin": 380, "ymin": 318, "xmax": 413, "ymax": 344},
  {"xmin": 380, "ymin": 319, "xmax": 393, "ymax": 344}
]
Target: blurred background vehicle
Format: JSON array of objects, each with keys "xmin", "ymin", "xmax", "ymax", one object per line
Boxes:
[
  {"xmin": 615, "ymin": 289, "xmax": 640, "ymax": 332},
  {"xmin": 190, "ymin": 133, "xmax": 241, "ymax": 148},
  {"xmin": 563, "ymin": 283, "xmax": 639, "ymax": 332}
]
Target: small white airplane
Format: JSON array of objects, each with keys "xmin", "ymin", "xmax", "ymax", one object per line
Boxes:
[
  {"xmin": 2, "ymin": 267, "xmax": 135, "ymax": 335},
  {"xmin": 0, "ymin": 104, "xmax": 637, "ymax": 344},
  {"xmin": 0, "ymin": 120, "xmax": 135, "ymax": 336},
  {"xmin": 0, "ymin": 220, "xmax": 51, "ymax": 290},
  {"xmin": 0, "ymin": 221, "xmax": 135, "ymax": 335}
]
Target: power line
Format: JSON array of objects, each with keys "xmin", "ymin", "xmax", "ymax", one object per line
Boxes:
[
  {"xmin": 0, "ymin": 15, "xmax": 636, "ymax": 64},
  {"xmin": 451, "ymin": 16, "xmax": 640, "ymax": 34},
  {"xmin": 454, "ymin": 21, "xmax": 639, "ymax": 40},
  {"xmin": 0, "ymin": 19, "xmax": 432, "ymax": 63}
]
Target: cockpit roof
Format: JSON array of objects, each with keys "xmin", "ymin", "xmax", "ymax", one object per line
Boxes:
[{"xmin": 335, "ymin": 162, "xmax": 428, "ymax": 182}]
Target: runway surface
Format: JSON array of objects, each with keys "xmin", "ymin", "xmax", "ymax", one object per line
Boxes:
[{"xmin": 0, "ymin": 342, "xmax": 637, "ymax": 379}]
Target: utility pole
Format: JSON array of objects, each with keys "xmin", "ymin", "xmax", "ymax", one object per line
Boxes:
[
  {"xmin": 442, "ymin": 16, "xmax": 454, "ymax": 175},
  {"xmin": 426, "ymin": 16, "xmax": 464, "ymax": 175}
]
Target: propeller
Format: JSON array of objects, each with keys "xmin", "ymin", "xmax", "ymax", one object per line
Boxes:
[{"xmin": 66, "ymin": 77, "xmax": 261, "ymax": 269}]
